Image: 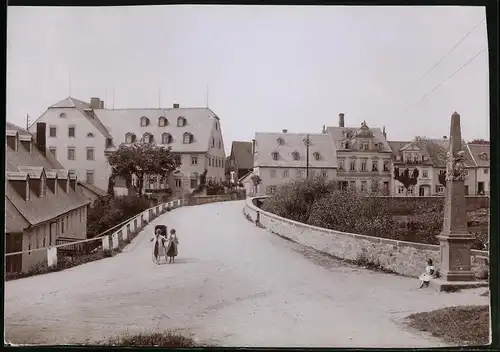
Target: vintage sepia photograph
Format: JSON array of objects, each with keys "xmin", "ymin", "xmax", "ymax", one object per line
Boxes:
[{"xmin": 5, "ymin": 4, "xmax": 492, "ymax": 348}]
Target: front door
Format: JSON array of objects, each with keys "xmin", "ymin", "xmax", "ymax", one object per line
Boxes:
[
  {"xmin": 478, "ymin": 182, "xmax": 484, "ymax": 195},
  {"xmin": 419, "ymin": 186, "xmax": 425, "ymax": 197},
  {"xmin": 464, "ymin": 185, "xmax": 469, "ymax": 196},
  {"xmin": 5, "ymin": 233, "xmax": 23, "ymax": 273}
]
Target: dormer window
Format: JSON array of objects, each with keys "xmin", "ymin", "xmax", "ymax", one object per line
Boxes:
[
  {"xmin": 292, "ymin": 151, "xmax": 300, "ymax": 161},
  {"xmin": 125, "ymin": 133, "xmax": 136, "ymax": 144},
  {"xmin": 271, "ymin": 152, "xmax": 279, "ymax": 161},
  {"xmin": 313, "ymin": 152, "xmax": 320, "ymax": 161},
  {"xmin": 87, "ymin": 132, "xmax": 94, "ymax": 137},
  {"xmin": 40, "ymin": 175, "xmax": 46, "ymax": 198},
  {"xmin": 360, "ymin": 141, "xmax": 369, "ymax": 150},
  {"xmin": 158, "ymin": 116, "xmax": 168, "ymax": 127},
  {"xmin": 183, "ymin": 132, "xmax": 193, "ymax": 144},
  {"xmin": 177, "ymin": 116, "xmax": 187, "ymax": 127},
  {"xmin": 479, "ymin": 152, "xmax": 488, "ymax": 160},
  {"xmin": 162, "ymin": 133, "xmax": 172, "ymax": 144},
  {"xmin": 277, "ymin": 137, "xmax": 284, "ymax": 145},
  {"xmin": 143, "ymin": 133, "xmax": 153, "ymax": 144},
  {"xmin": 26, "ymin": 178, "xmax": 30, "ymax": 201},
  {"xmin": 6, "ymin": 130, "xmax": 19, "ymax": 151},
  {"xmin": 140, "ymin": 116, "xmax": 150, "ymax": 127}
]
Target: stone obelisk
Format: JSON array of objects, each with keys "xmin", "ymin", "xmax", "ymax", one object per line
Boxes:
[{"xmin": 437, "ymin": 112, "xmax": 476, "ymax": 282}]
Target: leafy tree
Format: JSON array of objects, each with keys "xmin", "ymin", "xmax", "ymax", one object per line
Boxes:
[
  {"xmin": 250, "ymin": 174, "xmax": 262, "ymax": 195},
  {"xmin": 470, "ymin": 139, "xmax": 489, "ymax": 144},
  {"xmin": 106, "ymin": 142, "xmax": 180, "ymax": 197},
  {"xmin": 393, "ymin": 167, "xmax": 419, "ymax": 195}
]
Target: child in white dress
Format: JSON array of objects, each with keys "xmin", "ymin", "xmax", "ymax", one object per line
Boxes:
[{"xmin": 418, "ymin": 258, "xmax": 436, "ymax": 288}]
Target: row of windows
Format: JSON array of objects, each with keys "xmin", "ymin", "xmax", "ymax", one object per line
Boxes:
[
  {"xmin": 269, "ymin": 168, "xmax": 329, "ymax": 179},
  {"xmin": 27, "ymin": 207, "xmax": 86, "ymax": 253},
  {"xmin": 49, "ymin": 126, "xmax": 94, "ymax": 138},
  {"xmin": 271, "ymin": 151, "xmax": 322, "ymax": 161},
  {"xmin": 140, "ymin": 116, "xmax": 189, "ymax": 127},
  {"xmin": 125, "ymin": 132, "xmax": 194, "ymax": 145},
  {"xmin": 338, "ymin": 159, "xmax": 391, "ymax": 172},
  {"xmin": 49, "ymin": 147, "xmax": 95, "ymax": 161},
  {"xmin": 208, "ymin": 156, "xmax": 224, "ymax": 168}
]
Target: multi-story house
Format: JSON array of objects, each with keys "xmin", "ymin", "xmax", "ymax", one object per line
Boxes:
[
  {"xmin": 466, "ymin": 143, "xmax": 490, "ymax": 195},
  {"xmin": 29, "ymin": 97, "xmax": 227, "ymax": 198},
  {"xmin": 227, "ymin": 141, "xmax": 253, "ymax": 181},
  {"xmin": 388, "ymin": 138, "xmax": 477, "ymax": 196},
  {"xmin": 253, "ymin": 129, "xmax": 338, "ymax": 196},
  {"xmin": 6, "ymin": 122, "xmax": 90, "ymax": 273},
  {"xmin": 326, "ymin": 114, "xmax": 393, "ymax": 194}
]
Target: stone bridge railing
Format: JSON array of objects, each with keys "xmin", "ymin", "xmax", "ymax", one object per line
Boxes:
[{"xmin": 243, "ymin": 197, "xmax": 489, "ymax": 278}]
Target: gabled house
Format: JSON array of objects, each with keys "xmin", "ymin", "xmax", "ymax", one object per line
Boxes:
[
  {"xmin": 253, "ymin": 129, "xmax": 338, "ymax": 196},
  {"xmin": 326, "ymin": 113, "xmax": 393, "ymax": 194},
  {"xmin": 388, "ymin": 137, "xmax": 477, "ymax": 196},
  {"xmin": 29, "ymin": 97, "xmax": 227, "ymax": 199},
  {"xmin": 227, "ymin": 141, "xmax": 253, "ymax": 181},
  {"xmin": 6, "ymin": 122, "xmax": 90, "ymax": 273},
  {"xmin": 466, "ymin": 143, "xmax": 490, "ymax": 195}
]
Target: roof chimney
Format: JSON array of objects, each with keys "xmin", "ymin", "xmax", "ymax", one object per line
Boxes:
[
  {"xmin": 99, "ymin": 100, "xmax": 104, "ymax": 109},
  {"xmin": 282, "ymin": 129, "xmax": 288, "ymax": 133},
  {"xmin": 90, "ymin": 97, "xmax": 100, "ymax": 109},
  {"xmin": 36, "ymin": 122, "xmax": 47, "ymax": 156},
  {"xmin": 173, "ymin": 103, "xmax": 180, "ymax": 109},
  {"xmin": 382, "ymin": 126, "xmax": 387, "ymax": 139},
  {"xmin": 339, "ymin": 113, "xmax": 345, "ymax": 128}
]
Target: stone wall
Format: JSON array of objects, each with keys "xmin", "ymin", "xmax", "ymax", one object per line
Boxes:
[
  {"xmin": 188, "ymin": 192, "xmax": 245, "ymax": 206},
  {"xmin": 372, "ymin": 196, "xmax": 489, "ymax": 213},
  {"xmin": 244, "ymin": 197, "xmax": 488, "ymax": 278}
]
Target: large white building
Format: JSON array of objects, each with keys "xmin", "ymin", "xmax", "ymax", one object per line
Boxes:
[
  {"xmin": 29, "ymin": 97, "xmax": 227, "ymax": 198},
  {"xmin": 253, "ymin": 129, "xmax": 338, "ymax": 196}
]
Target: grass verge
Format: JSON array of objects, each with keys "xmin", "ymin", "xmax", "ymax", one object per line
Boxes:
[
  {"xmin": 99, "ymin": 330, "xmax": 210, "ymax": 347},
  {"xmin": 406, "ymin": 305, "xmax": 490, "ymax": 346}
]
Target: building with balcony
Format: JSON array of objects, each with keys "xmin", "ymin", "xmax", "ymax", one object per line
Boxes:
[
  {"xmin": 6, "ymin": 122, "xmax": 90, "ymax": 273},
  {"xmin": 253, "ymin": 129, "xmax": 338, "ymax": 196},
  {"xmin": 388, "ymin": 138, "xmax": 477, "ymax": 196},
  {"xmin": 325, "ymin": 114, "xmax": 393, "ymax": 194},
  {"xmin": 29, "ymin": 97, "xmax": 227, "ymax": 199}
]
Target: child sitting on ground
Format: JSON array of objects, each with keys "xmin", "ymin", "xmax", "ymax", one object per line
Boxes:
[{"xmin": 418, "ymin": 258, "xmax": 437, "ymax": 288}]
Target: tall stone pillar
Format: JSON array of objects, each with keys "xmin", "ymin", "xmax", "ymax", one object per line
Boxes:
[{"xmin": 437, "ymin": 112, "xmax": 475, "ymax": 282}]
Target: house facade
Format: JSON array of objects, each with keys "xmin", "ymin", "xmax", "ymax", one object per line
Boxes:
[
  {"xmin": 227, "ymin": 141, "xmax": 253, "ymax": 181},
  {"xmin": 6, "ymin": 122, "xmax": 90, "ymax": 273},
  {"xmin": 388, "ymin": 138, "xmax": 480, "ymax": 196},
  {"xmin": 253, "ymin": 130, "xmax": 338, "ymax": 196},
  {"xmin": 326, "ymin": 114, "xmax": 393, "ymax": 194},
  {"xmin": 466, "ymin": 143, "xmax": 490, "ymax": 195},
  {"xmin": 29, "ymin": 97, "xmax": 227, "ymax": 199}
]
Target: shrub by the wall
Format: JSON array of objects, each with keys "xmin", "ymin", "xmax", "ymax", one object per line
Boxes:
[{"xmin": 87, "ymin": 196, "xmax": 150, "ymax": 239}]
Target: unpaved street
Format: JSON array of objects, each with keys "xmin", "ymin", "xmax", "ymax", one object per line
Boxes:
[{"xmin": 4, "ymin": 201, "xmax": 488, "ymax": 347}]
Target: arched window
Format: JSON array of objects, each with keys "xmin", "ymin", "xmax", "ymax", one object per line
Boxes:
[
  {"xmin": 277, "ymin": 137, "xmax": 284, "ymax": 145},
  {"xmin": 183, "ymin": 132, "xmax": 193, "ymax": 144},
  {"xmin": 271, "ymin": 152, "xmax": 279, "ymax": 161},
  {"xmin": 143, "ymin": 133, "xmax": 153, "ymax": 144},
  {"xmin": 162, "ymin": 133, "xmax": 172, "ymax": 144},
  {"xmin": 125, "ymin": 133, "xmax": 136, "ymax": 144},
  {"xmin": 177, "ymin": 116, "xmax": 187, "ymax": 127},
  {"xmin": 313, "ymin": 152, "xmax": 320, "ymax": 161},
  {"xmin": 140, "ymin": 116, "xmax": 150, "ymax": 127},
  {"xmin": 158, "ymin": 116, "xmax": 168, "ymax": 127},
  {"xmin": 292, "ymin": 151, "xmax": 300, "ymax": 161},
  {"xmin": 87, "ymin": 132, "xmax": 94, "ymax": 138}
]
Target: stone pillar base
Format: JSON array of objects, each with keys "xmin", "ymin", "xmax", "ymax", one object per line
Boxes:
[{"xmin": 438, "ymin": 234, "xmax": 476, "ymax": 283}]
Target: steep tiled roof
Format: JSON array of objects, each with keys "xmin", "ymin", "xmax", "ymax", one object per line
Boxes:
[
  {"xmin": 255, "ymin": 132, "xmax": 337, "ymax": 168},
  {"xmin": 6, "ymin": 198, "xmax": 30, "ymax": 233},
  {"xmin": 239, "ymin": 170, "xmax": 253, "ymax": 183},
  {"xmin": 388, "ymin": 138, "xmax": 476, "ymax": 168},
  {"xmin": 49, "ymin": 97, "xmax": 112, "ymax": 138},
  {"xmin": 326, "ymin": 126, "xmax": 392, "ymax": 153},
  {"xmin": 5, "ymin": 123, "xmax": 90, "ymax": 229},
  {"xmin": 230, "ymin": 141, "xmax": 253, "ymax": 170},
  {"xmin": 94, "ymin": 107, "xmax": 218, "ymax": 153},
  {"xmin": 466, "ymin": 143, "xmax": 490, "ymax": 168},
  {"xmin": 78, "ymin": 181, "xmax": 107, "ymax": 197}
]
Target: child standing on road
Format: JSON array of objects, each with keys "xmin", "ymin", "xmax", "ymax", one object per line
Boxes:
[{"xmin": 166, "ymin": 229, "xmax": 179, "ymax": 263}]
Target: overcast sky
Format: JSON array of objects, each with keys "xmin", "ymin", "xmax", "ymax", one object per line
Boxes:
[{"xmin": 7, "ymin": 5, "xmax": 489, "ymax": 153}]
